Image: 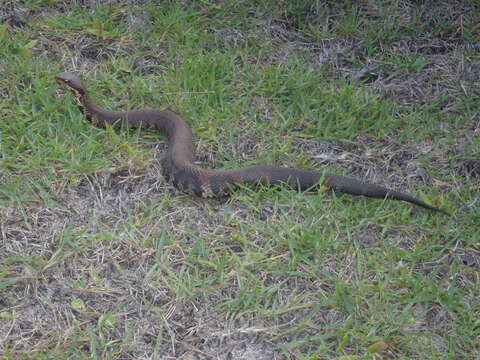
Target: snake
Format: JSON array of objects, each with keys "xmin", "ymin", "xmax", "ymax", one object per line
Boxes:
[{"xmin": 55, "ymin": 72, "xmax": 449, "ymax": 215}]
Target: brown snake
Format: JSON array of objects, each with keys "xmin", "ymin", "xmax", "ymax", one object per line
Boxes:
[{"xmin": 55, "ymin": 72, "xmax": 449, "ymax": 215}]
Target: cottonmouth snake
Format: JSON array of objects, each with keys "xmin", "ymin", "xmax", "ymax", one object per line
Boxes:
[{"xmin": 55, "ymin": 72, "xmax": 449, "ymax": 215}]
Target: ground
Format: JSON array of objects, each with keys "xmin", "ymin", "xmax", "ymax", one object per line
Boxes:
[{"xmin": 0, "ymin": 1, "xmax": 479, "ymax": 359}]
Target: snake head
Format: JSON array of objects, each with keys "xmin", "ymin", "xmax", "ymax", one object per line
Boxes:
[{"xmin": 55, "ymin": 72, "xmax": 86, "ymax": 95}]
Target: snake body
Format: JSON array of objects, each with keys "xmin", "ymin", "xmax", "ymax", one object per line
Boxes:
[{"xmin": 55, "ymin": 72, "xmax": 448, "ymax": 214}]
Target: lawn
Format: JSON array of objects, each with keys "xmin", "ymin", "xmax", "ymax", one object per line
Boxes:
[{"xmin": 0, "ymin": 1, "xmax": 479, "ymax": 359}]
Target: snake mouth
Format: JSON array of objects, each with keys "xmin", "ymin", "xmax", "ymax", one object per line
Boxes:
[
  {"xmin": 55, "ymin": 77, "xmax": 68, "ymax": 87},
  {"xmin": 55, "ymin": 77, "xmax": 85, "ymax": 96},
  {"xmin": 54, "ymin": 79, "xmax": 69, "ymax": 98}
]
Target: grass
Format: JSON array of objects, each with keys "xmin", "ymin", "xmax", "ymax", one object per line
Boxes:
[{"xmin": 1, "ymin": 0, "xmax": 479, "ymax": 359}]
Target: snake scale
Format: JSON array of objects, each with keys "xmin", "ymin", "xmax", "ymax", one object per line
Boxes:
[{"xmin": 55, "ymin": 72, "xmax": 449, "ymax": 215}]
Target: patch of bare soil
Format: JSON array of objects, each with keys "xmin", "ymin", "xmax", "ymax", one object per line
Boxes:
[
  {"xmin": 0, "ymin": 167, "xmax": 276, "ymax": 359},
  {"xmin": 1, "ymin": 163, "xmax": 350, "ymax": 358}
]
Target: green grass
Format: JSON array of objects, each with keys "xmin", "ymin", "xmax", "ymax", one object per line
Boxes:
[{"xmin": 1, "ymin": 1, "xmax": 479, "ymax": 359}]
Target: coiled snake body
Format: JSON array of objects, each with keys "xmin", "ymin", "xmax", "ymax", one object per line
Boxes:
[{"xmin": 55, "ymin": 72, "xmax": 448, "ymax": 215}]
